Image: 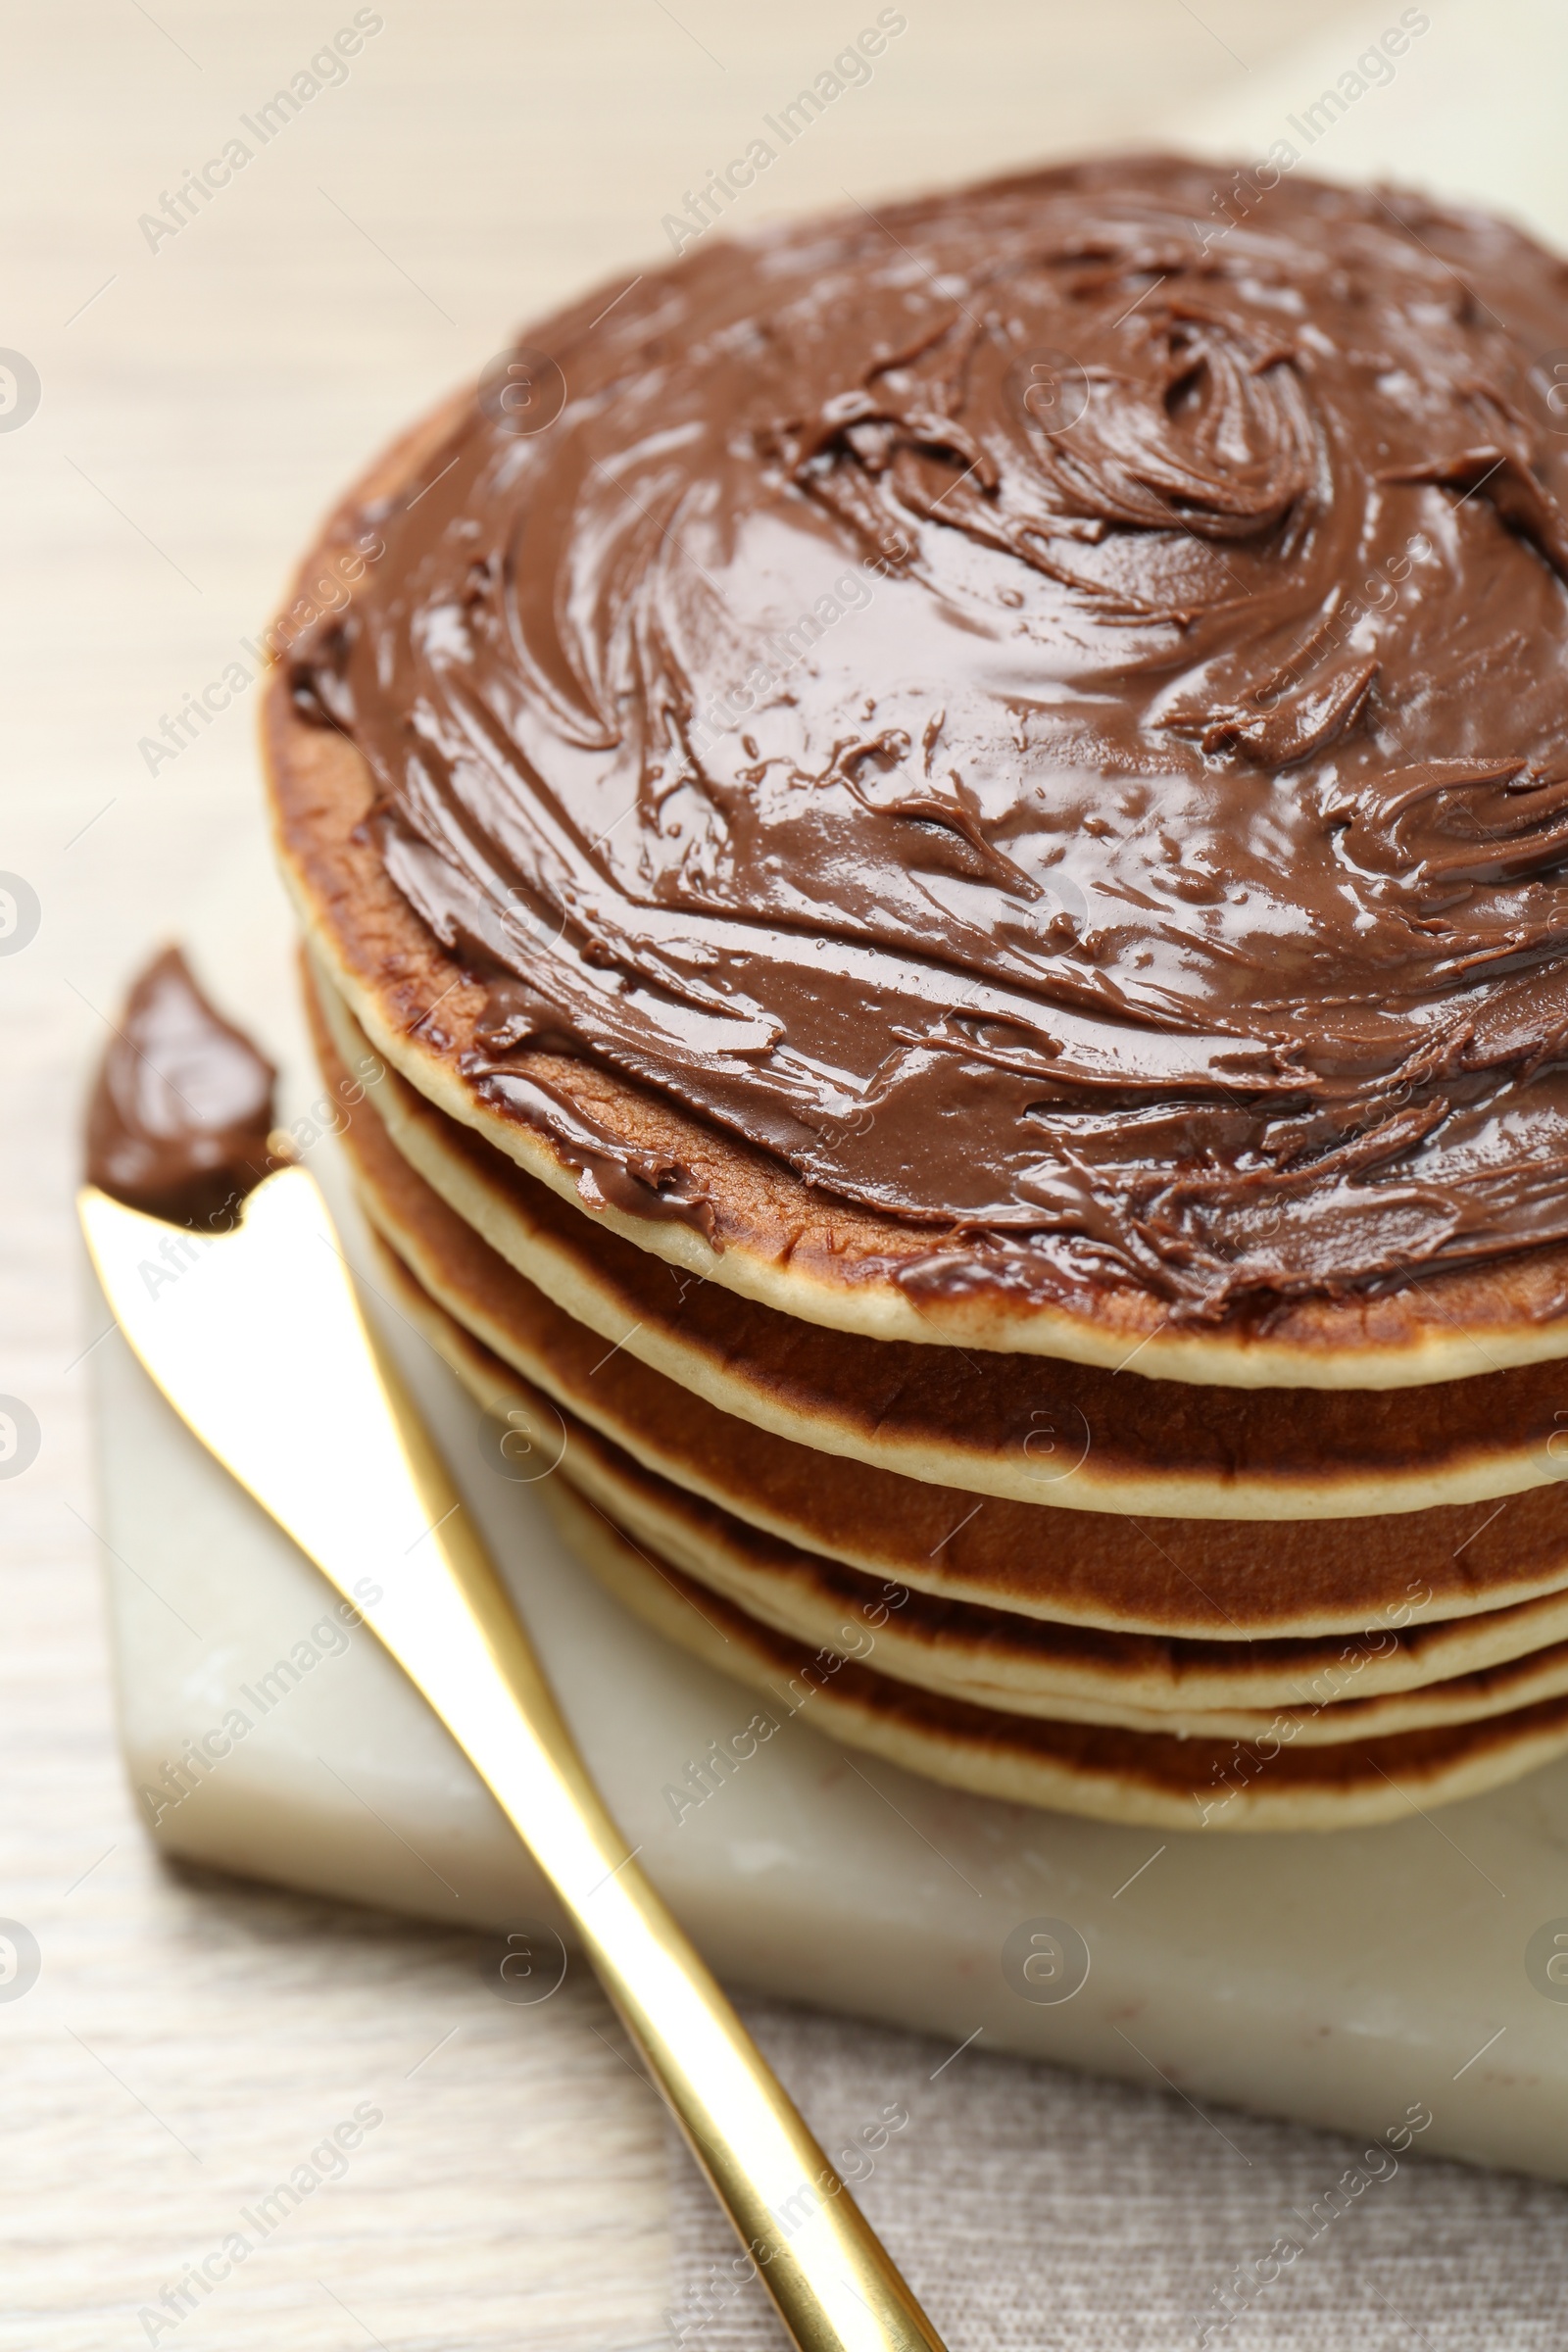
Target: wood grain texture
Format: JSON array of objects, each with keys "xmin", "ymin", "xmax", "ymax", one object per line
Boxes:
[{"xmin": 0, "ymin": 3, "xmax": 1342, "ymax": 2342}]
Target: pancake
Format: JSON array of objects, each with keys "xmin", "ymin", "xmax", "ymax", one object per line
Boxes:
[
  {"xmin": 311, "ymin": 961, "xmax": 1568, "ymax": 1523},
  {"xmin": 311, "ymin": 974, "xmax": 1568, "ymax": 1641},
  {"xmin": 575, "ymin": 1470, "xmax": 1568, "ymax": 1740},
  {"xmin": 264, "ymin": 159, "xmax": 1568, "ymax": 1390},
  {"xmin": 319, "ymin": 986, "xmax": 1568, "ymax": 1636},
  {"xmin": 541, "ymin": 1481, "xmax": 1568, "ymax": 1832},
  {"xmin": 556, "ymin": 1452, "xmax": 1568, "ymax": 1741},
  {"xmin": 358, "ymin": 1218, "xmax": 1568, "ymax": 1738}
]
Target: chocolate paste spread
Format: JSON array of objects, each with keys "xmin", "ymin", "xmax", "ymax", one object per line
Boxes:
[
  {"xmin": 290, "ymin": 155, "xmax": 1568, "ymax": 1317},
  {"xmin": 85, "ymin": 947, "xmax": 279, "ymax": 1226}
]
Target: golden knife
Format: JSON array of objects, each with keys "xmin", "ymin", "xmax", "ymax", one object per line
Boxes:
[{"xmin": 79, "ymin": 1162, "xmax": 947, "ymax": 2352}]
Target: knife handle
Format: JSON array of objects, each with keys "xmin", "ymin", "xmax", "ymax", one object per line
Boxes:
[{"xmin": 368, "ymin": 1327, "xmax": 948, "ymax": 2352}]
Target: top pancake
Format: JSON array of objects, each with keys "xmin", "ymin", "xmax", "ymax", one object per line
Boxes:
[
  {"xmin": 263, "ymin": 158, "xmax": 1568, "ymax": 1387},
  {"xmin": 307, "ymin": 956, "xmax": 1568, "ymax": 1522}
]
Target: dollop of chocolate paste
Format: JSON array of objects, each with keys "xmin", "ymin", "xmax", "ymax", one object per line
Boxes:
[
  {"xmin": 290, "ymin": 155, "xmax": 1568, "ymax": 1318},
  {"xmin": 85, "ymin": 947, "xmax": 279, "ymax": 1227}
]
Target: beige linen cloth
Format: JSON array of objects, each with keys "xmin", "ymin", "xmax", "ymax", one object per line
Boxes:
[{"xmin": 664, "ymin": 1999, "xmax": 1567, "ymax": 2348}]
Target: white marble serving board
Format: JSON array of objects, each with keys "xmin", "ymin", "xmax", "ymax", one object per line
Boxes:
[
  {"xmin": 82, "ymin": 835, "xmax": 1568, "ymax": 2185},
  {"xmin": 88, "ymin": 0, "xmax": 1568, "ymax": 2181}
]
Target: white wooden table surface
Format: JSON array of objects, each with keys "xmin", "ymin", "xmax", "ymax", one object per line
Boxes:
[{"xmin": 0, "ymin": 4, "xmax": 1354, "ymax": 2344}]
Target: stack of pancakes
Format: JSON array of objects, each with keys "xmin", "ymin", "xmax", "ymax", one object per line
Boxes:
[{"xmin": 264, "ymin": 158, "xmax": 1568, "ymax": 1831}]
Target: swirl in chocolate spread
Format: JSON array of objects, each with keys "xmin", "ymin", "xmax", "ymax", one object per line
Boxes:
[
  {"xmin": 290, "ymin": 155, "xmax": 1568, "ymax": 1317},
  {"xmin": 85, "ymin": 948, "xmax": 281, "ymax": 1226}
]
